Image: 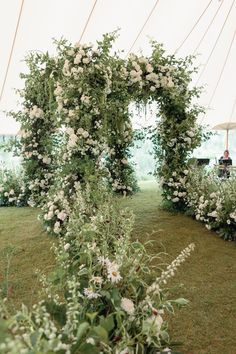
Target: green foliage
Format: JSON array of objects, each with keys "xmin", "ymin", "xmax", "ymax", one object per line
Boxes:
[
  {"xmin": 0, "ymin": 182, "xmax": 194, "ymax": 353},
  {"xmin": 8, "ymin": 33, "xmax": 205, "ymax": 214},
  {"xmin": 0, "ymin": 165, "xmax": 28, "ymax": 206},
  {"xmin": 7, "ymin": 51, "xmax": 60, "ymax": 207},
  {"xmin": 185, "ymin": 168, "xmax": 236, "ymax": 241}
]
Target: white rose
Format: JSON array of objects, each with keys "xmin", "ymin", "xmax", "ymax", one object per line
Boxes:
[
  {"xmin": 68, "ymin": 110, "xmax": 75, "ymax": 117},
  {"xmin": 66, "ymin": 127, "xmax": 74, "ymax": 136},
  {"xmin": 82, "ymin": 131, "xmax": 89, "ymax": 139},
  {"xmin": 68, "ymin": 134, "xmax": 78, "ymax": 148},
  {"xmin": 184, "ymin": 137, "xmax": 191, "ymax": 144},
  {"xmin": 121, "ymin": 298, "xmax": 135, "ymax": 315},
  {"xmin": 57, "ymin": 211, "xmax": 67, "ymax": 221},
  {"xmin": 77, "ymin": 67, "xmax": 84, "ymax": 74},
  {"xmin": 74, "ymin": 53, "xmax": 82, "ymax": 64},
  {"xmin": 121, "ymin": 158, "xmax": 128, "ymax": 165},
  {"xmin": 82, "ymin": 57, "xmax": 90, "ymax": 64},
  {"xmin": 187, "ymin": 130, "xmax": 195, "ymax": 138},
  {"xmin": 67, "ymin": 49, "xmax": 75, "ymax": 56},
  {"xmin": 43, "ymin": 156, "xmax": 51, "ymax": 164},
  {"xmin": 77, "ymin": 128, "xmax": 84, "ymax": 135},
  {"xmin": 64, "ymin": 243, "xmax": 70, "ymax": 251},
  {"xmin": 47, "ymin": 211, "xmax": 54, "ymax": 220},
  {"xmin": 86, "ymin": 338, "xmax": 95, "ymax": 345},
  {"xmin": 146, "ymin": 63, "xmax": 154, "ymax": 73},
  {"xmin": 172, "ymin": 197, "xmax": 179, "ymax": 202},
  {"xmin": 8, "ymin": 197, "xmax": 16, "ymax": 203}
]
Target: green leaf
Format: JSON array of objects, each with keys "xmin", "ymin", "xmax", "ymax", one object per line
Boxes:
[
  {"xmin": 115, "ymin": 311, "xmax": 124, "ymax": 328},
  {"xmin": 142, "ymin": 266, "xmax": 150, "ymax": 273},
  {"xmin": 171, "ymin": 298, "xmax": 189, "ymax": 306},
  {"xmin": 99, "ymin": 314, "xmax": 115, "ymax": 332},
  {"xmin": 78, "ymin": 267, "xmax": 89, "ymax": 276},
  {"xmin": 30, "ymin": 331, "xmax": 41, "ymax": 346},
  {"xmin": 160, "ymin": 330, "xmax": 170, "ymax": 342},
  {"xmin": 131, "ymin": 242, "xmax": 143, "ymax": 250},
  {"xmin": 76, "ymin": 322, "xmax": 90, "ymax": 342},
  {"xmin": 100, "ymin": 290, "xmax": 111, "ymax": 300},
  {"xmin": 165, "ymin": 302, "xmax": 174, "ymax": 314},
  {"xmin": 110, "ymin": 288, "xmax": 121, "ymax": 306},
  {"xmin": 78, "ymin": 343, "xmax": 100, "ymax": 354},
  {"xmin": 93, "ymin": 325, "xmax": 108, "ymax": 343},
  {"xmin": 86, "ymin": 312, "xmax": 98, "ymax": 322},
  {"xmin": 135, "ymin": 343, "xmax": 145, "ymax": 354},
  {"xmin": 45, "ymin": 302, "xmax": 67, "ymax": 326}
]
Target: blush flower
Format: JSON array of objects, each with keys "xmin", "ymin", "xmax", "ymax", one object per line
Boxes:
[{"xmin": 121, "ymin": 298, "xmax": 135, "ymax": 315}]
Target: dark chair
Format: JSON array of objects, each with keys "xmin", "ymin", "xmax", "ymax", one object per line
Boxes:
[
  {"xmin": 218, "ymin": 158, "xmax": 232, "ymax": 178},
  {"xmin": 196, "ymin": 158, "xmax": 210, "ymax": 166}
]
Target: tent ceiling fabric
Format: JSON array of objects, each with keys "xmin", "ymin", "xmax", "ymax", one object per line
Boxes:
[{"xmin": 0, "ymin": 0, "xmax": 236, "ymax": 134}]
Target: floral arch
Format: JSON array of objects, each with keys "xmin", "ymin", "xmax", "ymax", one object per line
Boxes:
[{"xmin": 12, "ymin": 33, "xmax": 203, "ymax": 233}]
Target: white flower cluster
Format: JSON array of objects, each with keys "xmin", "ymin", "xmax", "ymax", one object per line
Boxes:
[
  {"xmin": 0, "ymin": 167, "xmax": 27, "ymax": 207},
  {"xmin": 43, "ymin": 189, "xmax": 71, "ymax": 234},
  {"xmin": 28, "ymin": 105, "xmax": 44, "ymax": 119},
  {"xmin": 121, "ymin": 297, "xmax": 135, "ymax": 315},
  {"xmin": 20, "ymin": 128, "xmax": 52, "ymax": 162},
  {"xmin": 185, "ymin": 169, "xmax": 236, "ymax": 240},
  {"xmin": 61, "ymin": 126, "xmax": 109, "ymax": 168},
  {"xmin": 165, "ymin": 172, "xmax": 188, "ymax": 203},
  {"xmin": 98, "ymin": 256, "xmax": 122, "ymax": 283},
  {"xmin": 111, "ymin": 179, "xmax": 133, "ymax": 194},
  {"xmin": 127, "ymin": 55, "xmax": 175, "ymax": 91},
  {"xmin": 0, "ymin": 180, "xmax": 193, "ymax": 352},
  {"xmin": 147, "ymin": 243, "xmax": 195, "ymax": 296},
  {"xmin": 12, "ymin": 33, "xmax": 202, "ymax": 220},
  {"xmin": 176, "ymin": 127, "xmax": 198, "ymax": 149}
]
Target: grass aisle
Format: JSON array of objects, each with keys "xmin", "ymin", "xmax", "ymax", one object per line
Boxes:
[
  {"xmin": 0, "ymin": 207, "xmax": 55, "ymax": 310},
  {"xmin": 120, "ymin": 181, "xmax": 236, "ymax": 354},
  {"xmin": 0, "ymin": 182, "xmax": 235, "ymax": 353}
]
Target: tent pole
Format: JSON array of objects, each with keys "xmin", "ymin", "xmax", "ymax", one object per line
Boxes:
[{"xmin": 226, "ymin": 129, "xmax": 229, "ymax": 150}]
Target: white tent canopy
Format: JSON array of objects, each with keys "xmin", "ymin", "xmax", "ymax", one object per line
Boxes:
[{"xmin": 0, "ymin": 0, "xmax": 236, "ymax": 134}]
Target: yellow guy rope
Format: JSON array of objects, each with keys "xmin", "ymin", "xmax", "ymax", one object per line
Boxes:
[
  {"xmin": 229, "ymin": 98, "xmax": 236, "ymax": 122},
  {"xmin": 79, "ymin": 0, "xmax": 98, "ymax": 43},
  {"xmin": 0, "ymin": 0, "xmax": 25, "ymax": 104},
  {"xmin": 200, "ymin": 28, "xmax": 236, "ymax": 124},
  {"xmin": 126, "ymin": 0, "xmax": 161, "ymax": 57},
  {"xmin": 193, "ymin": 0, "xmax": 224, "ymax": 55},
  {"xmin": 207, "ymin": 29, "xmax": 236, "ymax": 109},
  {"xmin": 174, "ymin": 0, "xmax": 214, "ymax": 54},
  {"xmin": 196, "ymin": 0, "xmax": 235, "ymax": 86}
]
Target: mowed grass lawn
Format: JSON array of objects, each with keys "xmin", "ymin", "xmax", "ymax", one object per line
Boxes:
[
  {"xmin": 0, "ymin": 181, "xmax": 236, "ymax": 353},
  {"xmin": 0, "ymin": 207, "xmax": 55, "ymax": 310},
  {"xmin": 119, "ymin": 181, "xmax": 236, "ymax": 354}
]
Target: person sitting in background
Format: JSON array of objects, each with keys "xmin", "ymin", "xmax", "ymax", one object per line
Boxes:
[{"xmin": 218, "ymin": 149, "xmax": 232, "ymax": 178}]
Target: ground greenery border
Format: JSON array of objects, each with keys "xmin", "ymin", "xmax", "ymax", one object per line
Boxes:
[{"xmin": 0, "ymin": 183, "xmax": 196, "ymax": 353}]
